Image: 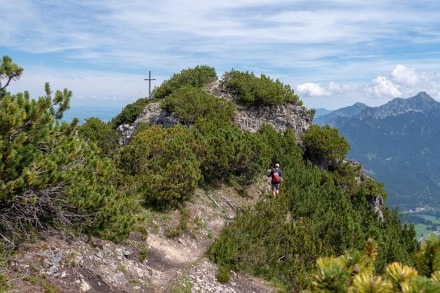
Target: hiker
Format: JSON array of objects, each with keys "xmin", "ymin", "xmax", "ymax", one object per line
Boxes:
[{"xmin": 268, "ymin": 163, "xmax": 283, "ymax": 197}]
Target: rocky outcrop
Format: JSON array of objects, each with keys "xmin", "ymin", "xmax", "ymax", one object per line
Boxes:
[
  {"xmin": 116, "ymin": 84, "xmax": 313, "ymax": 145},
  {"xmin": 117, "ymin": 102, "xmax": 179, "ymax": 145},
  {"xmin": 234, "ymin": 103, "xmax": 312, "ymax": 140},
  {"xmin": 370, "ymin": 195, "xmax": 384, "ymax": 222},
  {"xmin": 341, "ymin": 160, "xmax": 384, "ymax": 221}
]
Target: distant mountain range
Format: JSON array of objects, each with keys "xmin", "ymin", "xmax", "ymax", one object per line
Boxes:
[
  {"xmin": 314, "ymin": 108, "xmax": 334, "ymax": 118},
  {"xmin": 314, "ymin": 102, "xmax": 367, "ymax": 125},
  {"xmin": 314, "ymin": 92, "xmax": 440, "ymax": 211}
]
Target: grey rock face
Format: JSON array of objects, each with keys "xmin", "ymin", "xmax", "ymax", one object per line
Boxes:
[
  {"xmin": 117, "ymin": 101, "xmax": 179, "ymax": 145},
  {"xmin": 117, "ymin": 98, "xmax": 313, "ymax": 145},
  {"xmin": 234, "ymin": 103, "xmax": 312, "ymax": 140}
]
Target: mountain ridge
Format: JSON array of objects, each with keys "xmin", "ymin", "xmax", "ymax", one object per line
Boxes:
[
  {"xmin": 359, "ymin": 91, "xmax": 439, "ymax": 120},
  {"xmin": 314, "ymin": 101, "xmax": 367, "ymax": 126},
  {"xmin": 315, "ymin": 91, "xmax": 439, "ymax": 125},
  {"xmin": 315, "ymin": 91, "xmax": 440, "ymax": 211}
]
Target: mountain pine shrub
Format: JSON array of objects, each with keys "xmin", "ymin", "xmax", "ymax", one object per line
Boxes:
[
  {"xmin": 415, "ymin": 234, "xmax": 440, "ymax": 277},
  {"xmin": 193, "ymin": 119, "xmax": 271, "ymax": 184},
  {"xmin": 307, "ymin": 240, "xmax": 440, "ymax": 292},
  {"xmin": 0, "ymin": 74, "xmax": 135, "ymax": 243},
  {"xmin": 221, "ymin": 69, "xmax": 302, "ymax": 107},
  {"xmin": 208, "ymin": 126, "xmax": 418, "ymax": 291},
  {"xmin": 153, "ymin": 65, "xmax": 217, "ymax": 100},
  {"xmin": 78, "ymin": 117, "xmax": 120, "ymax": 158},
  {"xmin": 301, "ymin": 124, "xmax": 350, "ymax": 170},
  {"xmin": 162, "ymin": 85, "xmax": 235, "ymax": 125},
  {"xmin": 121, "ymin": 124, "xmax": 202, "ymax": 209}
]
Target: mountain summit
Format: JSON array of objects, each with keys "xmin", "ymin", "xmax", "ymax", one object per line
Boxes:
[
  {"xmin": 315, "ymin": 92, "xmax": 440, "ymax": 211},
  {"xmin": 314, "ymin": 102, "xmax": 367, "ymax": 126},
  {"xmin": 359, "ymin": 91, "xmax": 439, "ymax": 120}
]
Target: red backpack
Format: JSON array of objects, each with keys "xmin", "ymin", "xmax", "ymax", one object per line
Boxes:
[{"xmin": 272, "ymin": 170, "xmax": 281, "ymax": 183}]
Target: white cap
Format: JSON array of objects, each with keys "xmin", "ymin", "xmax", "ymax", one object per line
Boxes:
[{"xmin": 275, "ymin": 163, "xmax": 279, "ymax": 167}]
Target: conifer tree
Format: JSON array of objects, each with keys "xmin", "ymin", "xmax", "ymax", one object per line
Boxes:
[
  {"xmin": 0, "ymin": 56, "xmax": 23, "ymax": 98},
  {"xmin": 0, "ymin": 57, "xmax": 134, "ymax": 243},
  {"xmin": 120, "ymin": 124, "xmax": 202, "ymax": 209},
  {"xmin": 301, "ymin": 124, "xmax": 350, "ymax": 169}
]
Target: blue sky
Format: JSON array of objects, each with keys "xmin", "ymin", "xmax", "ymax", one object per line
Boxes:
[{"xmin": 2, "ymin": 0, "xmax": 440, "ymax": 110}]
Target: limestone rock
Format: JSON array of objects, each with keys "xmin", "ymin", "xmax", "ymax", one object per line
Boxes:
[
  {"xmin": 234, "ymin": 103, "xmax": 312, "ymax": 140},
  {"xmin": 116, "ymin": 83, "xmax": 313, "ymax": 145},
  {"xmin": 117, "ymin": 101, "xmax": 179, "ymax": 145}
]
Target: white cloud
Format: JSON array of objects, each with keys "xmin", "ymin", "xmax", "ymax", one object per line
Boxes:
[
  {"xmin": 300, "ymin": 65, "xmax": 440, "ymax": 109},
  {"xmin": 3, "ymin": 0, "xmax": 439, "ymax": 70},
  {"xmin": 369, "ymin": 76, "xmax": 402, "ymax": 98},
  {"xmin": 2, "ymin": 1, "xmax": 440, "ymax": 111},
  {"xmin": 391, "ymin": 65, "xmax": 419, "ymax": 87},
  {"xmin": 297, "ymin": 83, "xmax": 330, "ymax": 97},
  {"xmin": 387, "ymin": 65, "xmax": 440, "ymax": 102}
]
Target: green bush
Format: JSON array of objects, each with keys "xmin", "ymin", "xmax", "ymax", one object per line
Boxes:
[
  {"xmin": 0, "ymin": 55, "xmax": 23, "ymax": 99},
  {"xmin": 122, "ymin": 125, "xmax": 202, "ymax": 209},
  {"xmin": 162, "ymin": 85, "xmax": 235, "ymax": 125},
  {"xmin": 78, "ymin": 117, "xmax": 120, "ymax": 158},
  {"xmin": 301, "ymin": 124, "xmax": 350, "ymax": 170},
  {"xmin": 110, "ymin": 97, "xmax": 149, "ymax": 128},
  {"xmin": 153, "ymin": 65, "xmax": 217, "ymax": 100},
  {"xmin": 208, "ymin": 133, "xmax": 417, "ymax": 291},
  {"xmin": 194, "ymin": 119, "xmax": 270, "ymax": 184},
  {"xmin": 165, "ymin": 208, "xmax": 191, "ymax": 238},
  {"xmin": 0, "ymin": 243, "xmax": 10, "ymax": 291},
  {"xmin": 358, "ymin": 177, "xmax": 388, "ymax": 202},
  {"xmin": 307, "ymin": 242, "xmax": 440, "ymax": 292},
  {"xmin": 216, "ymin": 265, "xmax": 231, "ymax": 284},
  {"xmin": 0, "ymin": 71, "xmax": 134, "ymax": 243},
  {"xmin": 415, "ymin": 234, "xmax": 440, "ymax": 277},
  {"xmin": 221, "ymin": 69, "xmax": 302, "ymax": 107},
  {"xmin": 257, "ymin": 124, "xmax": 303, "ymax": 168}
]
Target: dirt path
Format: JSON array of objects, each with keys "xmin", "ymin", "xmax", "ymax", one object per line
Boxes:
[{"xmin": 6, "ymin": 180, "xmax": 276, "ymax": 292}]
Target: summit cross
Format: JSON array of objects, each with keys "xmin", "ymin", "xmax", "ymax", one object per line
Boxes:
[{"xmin": 144, "ymin": 70, "xmax": 156, "ymax": 98}]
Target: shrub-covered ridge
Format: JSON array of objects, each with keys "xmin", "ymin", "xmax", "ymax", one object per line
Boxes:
[{"xmin": 1, "ymin": 58, "xmax": 424, "ymax": 292}]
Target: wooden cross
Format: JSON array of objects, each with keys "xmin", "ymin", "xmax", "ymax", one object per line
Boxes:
[{"xmin": 144, "ymin": 70, "xmax": 156, "ymax": 98}]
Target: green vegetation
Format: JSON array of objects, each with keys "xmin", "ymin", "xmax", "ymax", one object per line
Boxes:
[
  {"xmin": 119, "ymin": 124, "xmax": 202, "ymax": 209},
  {"xmin": 165, "ymin": 208, "xmax": 191, "ymax": 238},
  {"xmin": 0, "ymin": 243, "xmax": 10, "ymax": 291},
  {"xmin": 194, "ymin": 119, "xmax": 271, "ymax": 185},
  {"xmin": 415, "ymin": 234, "xmax": 440, "ymax": 277},
  {"xmin": 0, "ymin": 57, "xmax": 427, "ymax": 291},
  {"xmin": 208, "ymin": 167, "xmax": 416, "ymax": 290},
  {"xmin": 110, "ymin": 97, "xmax": 149, "ymax": 128},
  {"xmin": 153, "ymin": 65, "xmax": 217, "ymax": 100},
  {"xmin": 216, "ymin": 265, "xmax": 231, "ymax": 284},
  {"xmin": 306, "ymin": 237, "xmax": 440, "ymax": 292},
  {"xmin": 0, "ymin": 57, "xmax": 134, "ymax": 244},
  {"xmin": 78, "ymin": 117, "xmax": 120, "ymax": 158},
  {"xmin": 301, "ymin": 124, "xmax": 351, "ymax": 170},
  {"xmin": 402, "ymin": 213, "xmax": 440, "ymax": 238},
  {"xmin": 208, "ymin": 127, "xmax": 418, "ymax": 291},
  {"xmin": 0, "ymin": 55, "xmax": 23, "ymax": 99},
  {"xmin": 221, "ymin": 69, "xmax": 302, "ymax": 107},
  {"xmin": 171, "ymin": 275, "xmax": 193, "ymax": 293},
  {"xmin": 162, "ymin": 85, "xmax": 235, "ymax": 125}
]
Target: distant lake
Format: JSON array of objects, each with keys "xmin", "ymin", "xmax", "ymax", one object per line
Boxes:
[{"xmin": 61, "ymin": 98, "xmax": 134, "ymax": 123}]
